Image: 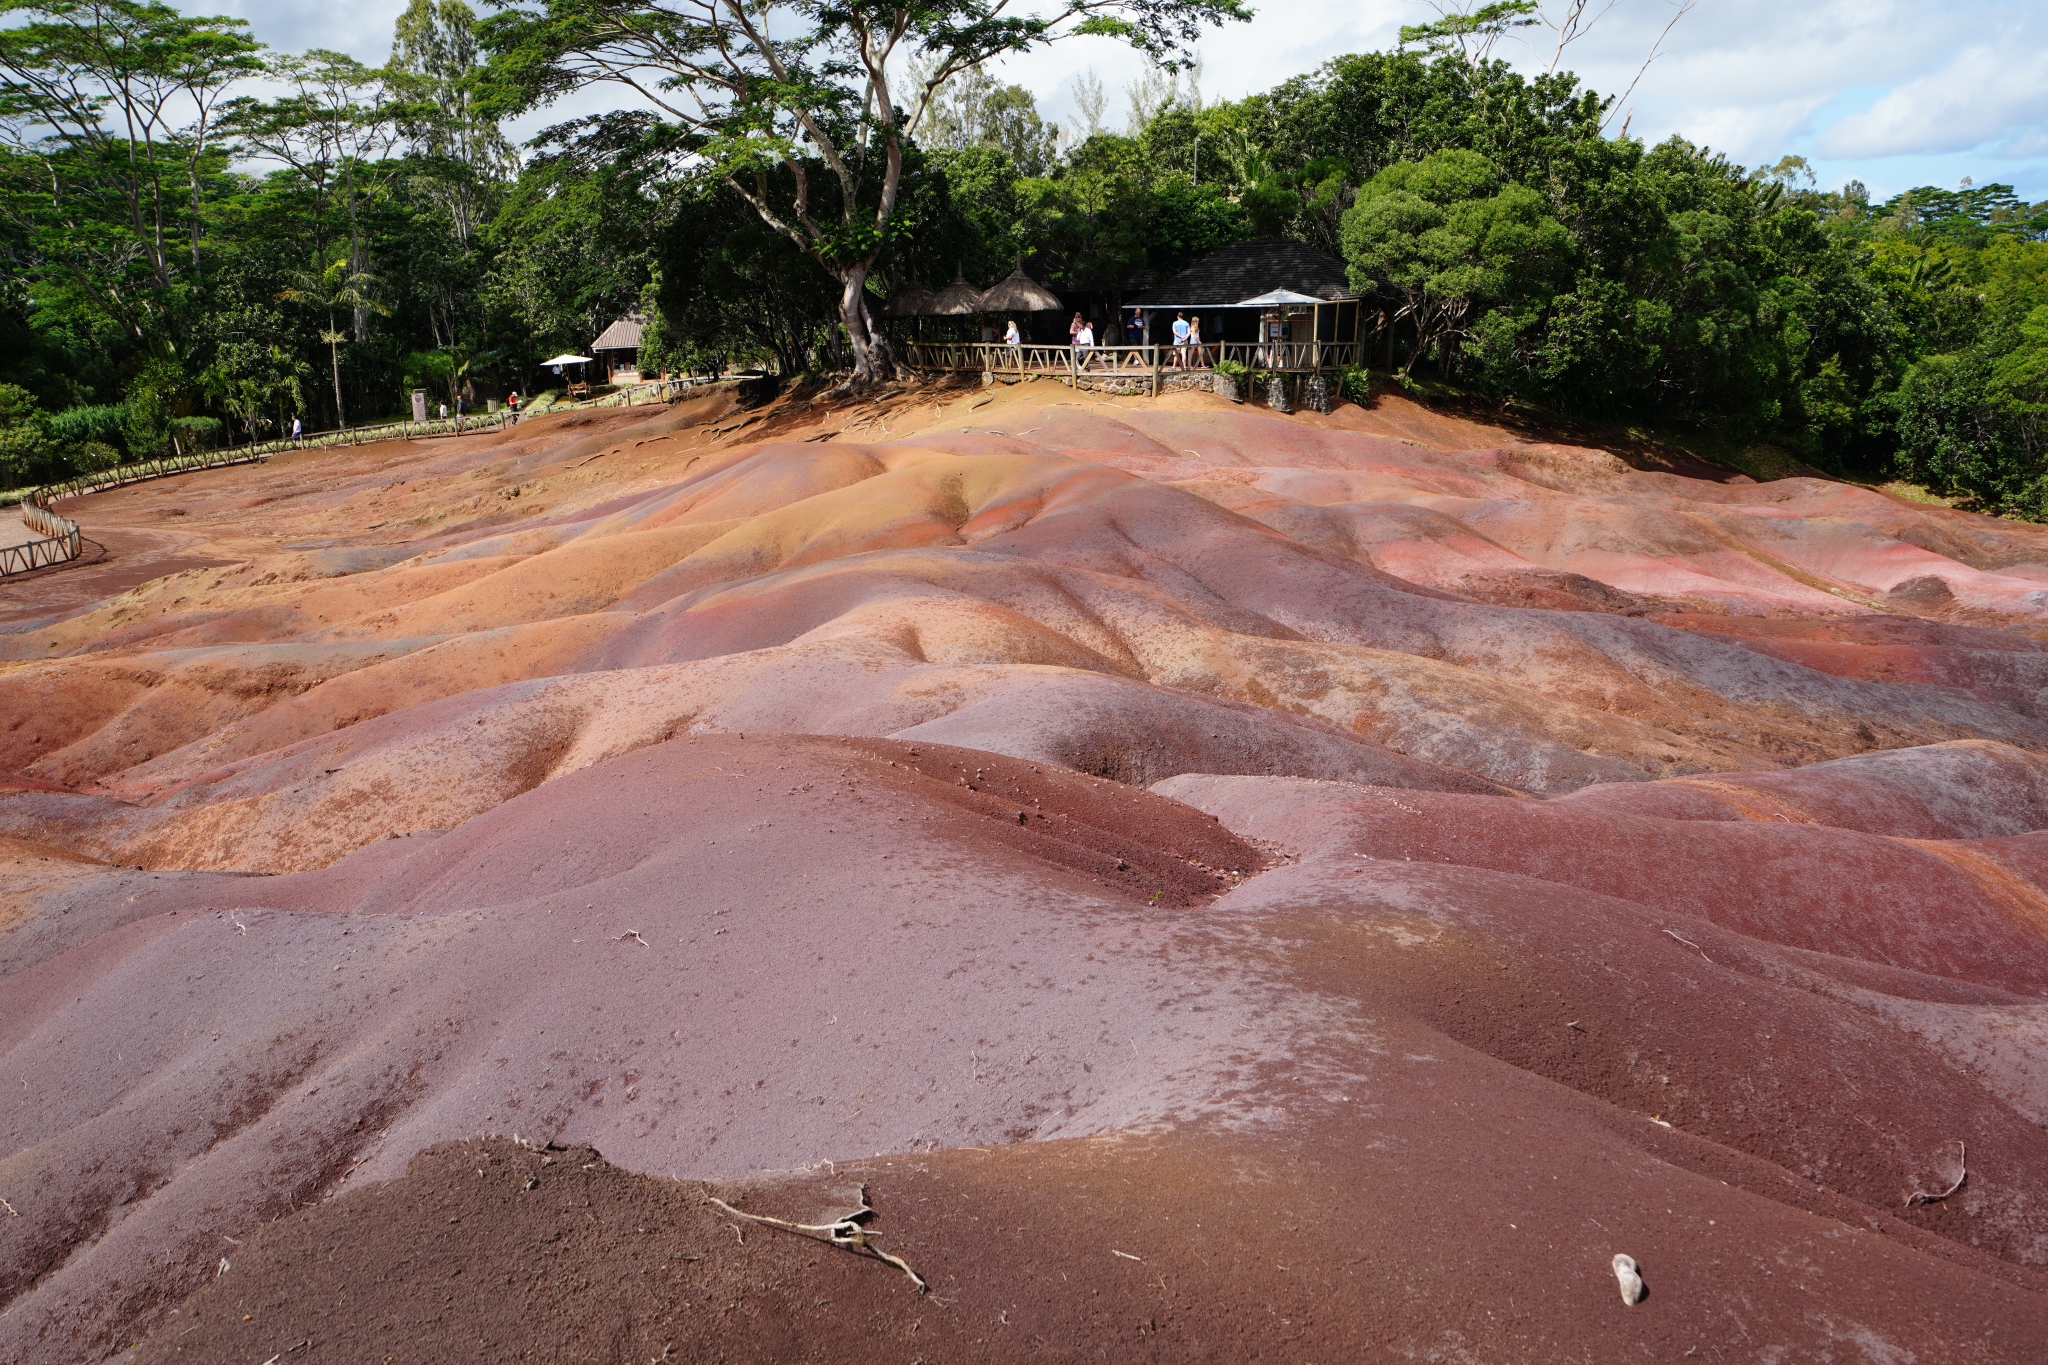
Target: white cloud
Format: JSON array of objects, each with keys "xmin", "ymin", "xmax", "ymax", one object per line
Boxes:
[
  {"xmin": 1820, "ymin": 42, "xmax": 2048, "ymax": 157},
  {"xmin": 172, "ymin": 0, "xmax": 2048, "ymax": 198}
]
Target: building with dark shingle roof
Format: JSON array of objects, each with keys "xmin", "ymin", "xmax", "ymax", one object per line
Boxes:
[
  {"xmin": 1129, "ymin": 239, "xmax": 1362, "ymax": 357},
  {"xmin": 591, "ymin": 310, "xmax": 647, "ymax": 382},
  {"xmin": 1133, "ymin": 239, "xmax": 1357, "ymax": 307}
]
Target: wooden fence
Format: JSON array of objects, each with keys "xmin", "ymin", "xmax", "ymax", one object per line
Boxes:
[
  {"xmin": 2, "ymin": 447, "xmax": 267, "ymax": 578},
  {"xmin": 0, "ymin": 380, "xmax": 713, "ymax": 579},
  {"xmin": 903, "ymin": 340, "xmax": 1360, "ymax": 384},
  {"xmin": 3, "ymin": 486, "xmax": 83, "ymax": 576}
]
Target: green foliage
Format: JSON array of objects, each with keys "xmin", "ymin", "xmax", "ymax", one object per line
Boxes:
[
  {"xmin": 1336, "ymin": 365, "xmax": 1372, "ymax": 405},
  {"xmin": 476, "ymin": 0, "xmax": 1250, "ymax": 375},
  {"xmin": 123, "ymin": 387, "xmax": 173, "ymax": 460},
  {"xmin": 170, "ymin": 415, "xmax": 223, "ymax": 450},
  {"xmin": 0, "ymin": 384, "xmax": 49, "ymax": 486},
  {"xmin": 2, "ymin": 3, "xmax": 2046, "ymax": 510},
  {"xmin": 67, "ymin": 440, "xmax": 123, "ymax": 473},
  {"xmin": 45, "ymin": 404, "xmax": 127, "ymax": 450},
  {"xmin": 1212, "ymin": 357, "xmax": 1247, "ymax": 379},
  {"xmin": 1893, "ymin": 303, "xmax": 2048, "ymax": 518},
  {"xmin": 1342, "ymin": 149, "xmax": 1571, "ymax": 375},
  {"xmin": 1398, "ymin": 1, "xmax": 1539, "ymax": 61}
]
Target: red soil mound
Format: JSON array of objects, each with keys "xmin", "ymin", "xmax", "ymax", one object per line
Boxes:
[
  {"xmin": 133, "ymin": 1130, "xmax": 2048, "ymax": 1365},
  {"xmin": 3, "ymin": 382, "xmax": 2047, "ymax": 1360}
]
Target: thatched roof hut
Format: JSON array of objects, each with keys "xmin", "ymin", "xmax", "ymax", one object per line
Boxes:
[
  {"xmin": 977, "ymin": 266, "xmax": 1063, "ymax": 314},
  {"xmin": 884, "ymin": 283, "xmax": 936, "ymax": 318},
  {"xmin": 928, "ymin": 269, "xmax": 984, "ymax": 316}
]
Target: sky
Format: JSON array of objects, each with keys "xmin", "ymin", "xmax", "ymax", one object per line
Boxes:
[{"xmin": 192, "ymin": 0, "xmax": 2048, "ymax": 203}]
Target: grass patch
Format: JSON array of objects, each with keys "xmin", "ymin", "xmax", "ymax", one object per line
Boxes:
[{"xmin": 1876, "ymin": 479, "xmax": 1960, "ymax": 507}]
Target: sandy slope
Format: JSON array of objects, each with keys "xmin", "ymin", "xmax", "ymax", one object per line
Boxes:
[{"xmin": 4, "ymin": 380, "xmax": 2048, "ymax": 1361}]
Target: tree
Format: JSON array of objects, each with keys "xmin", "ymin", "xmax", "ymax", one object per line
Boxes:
[
  {"xmin": 231, "ymin": 51, "xmax": 401, "ymax": 341},
  {"xmin": 917, "ymin": 62, "xmax": 1060, "ymax": 176},
  {"xmin": 1341, "ymin": 148, "xmax": 1570, "ymax": 374},
  {"xmin": 1398, "ymin": 1, "xmax": 1538, "ymax": 63},
  {"xmin": 0, "ymin": 382, "xmax": 49, "ymax": 485},
  {"xmin": 479, "ymin": 0, "xmax": 1250, "ymax": 387},
  {"xmin": 279, "ymin": 248, "xmax": 387, "ymax": 427},
  {"xmin": 388, "ymin": 0, "xmax": 518, "ymax": 246},
  {"xmin": 0, "ymin": 0, "xmax": 262, "ymax": 324}
]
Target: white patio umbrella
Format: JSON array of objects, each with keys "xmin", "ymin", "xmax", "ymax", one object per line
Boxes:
[
  {"xmin": 540, "ymin": 354, "xmax": 594, "ymax": 370},
  {"xmin": 1234, "ymin": 289, "xmax": 1324, "ymax": 307}
]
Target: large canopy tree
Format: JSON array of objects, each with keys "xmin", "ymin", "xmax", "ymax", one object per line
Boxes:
[
  {"xmin": 0, "ymin": 0, "xmax": 262, "ymax": 333},
  {"xmin": 477, "ymin": 0, "xmax": 1250, "ymax": 386}
]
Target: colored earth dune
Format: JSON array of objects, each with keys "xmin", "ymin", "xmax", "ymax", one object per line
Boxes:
[{"xmin": 4, "ymin": 380, "xmax": 2048, "ymax": 1362}]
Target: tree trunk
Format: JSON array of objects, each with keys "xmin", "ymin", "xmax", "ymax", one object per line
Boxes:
[
  {"xmin": 836, "ymin": 263, "xmax": 894, "ymax": 387},
  {"xmin": 330, "ymin": 336, "xmax": 346, "ymax": 429}
]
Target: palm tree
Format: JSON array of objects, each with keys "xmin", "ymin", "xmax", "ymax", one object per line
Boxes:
[{"xmin": 280, "ymin": 251, "xmax": 388, "ymax": 429}]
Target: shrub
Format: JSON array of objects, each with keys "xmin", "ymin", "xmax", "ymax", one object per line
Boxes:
[
  {"xmin": 45, "ymin": 403, "xmax": 127, "ymax": 450},
  {"xmin": 1336, "ymin": 365, "xmax": 1372, "ymax": 405},
  {"xmin": 169, "ymin": 415, "xmax": 224, "ymax": 451},
  {"xmin": 66, "ymin": 441, "xmax": 122, "ymax": 475},
  {"xmin": 1213, "ymin": 357, "xmax": 1248, "ymax": 379},
  {"xmin": 124, "ymin": 388, "xmax": 172, "ymax": 460},
  {"xmin": 0, "ymin": 384, "xmax": 48, "ymax": 487}
]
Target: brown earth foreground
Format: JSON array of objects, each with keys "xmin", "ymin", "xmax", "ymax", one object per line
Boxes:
[{"xmin": 5, "ymin": 377, "xmax": 2048, "ymax": 1362}]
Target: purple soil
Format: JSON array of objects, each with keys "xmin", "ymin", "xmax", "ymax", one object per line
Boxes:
[
  {"xmin": 4, "ymin": 386, "xmax": 2048, "ymax": 1362},
  {"xmin": 129, "ymin": 1128, "xmax": 2048, "ymax": 1364}
]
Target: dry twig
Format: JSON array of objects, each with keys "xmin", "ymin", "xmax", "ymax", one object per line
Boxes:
[
  {"xmin": 618, "ymin": 930, "xmax": 650, "ymax": 948},
  {"xmin": 707, "ymin": 1185, "xmax": 927, "ymax": 1293},
  {"xmin": 0, "ymin": 1195, "xmax": 19, "ymax": 1217},
  {"xmin": 1906, "ymin": 1141, "xmax": 1967, "ymax": 1206},
  {"xmin": 1661, "ymin": 928, "xmax": 1710, "ymax": 962}
]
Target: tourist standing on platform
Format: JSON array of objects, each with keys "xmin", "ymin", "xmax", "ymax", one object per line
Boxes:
[
  {"xmin": 454, "ymin": 393, "xmax": 467, "ymax": 434},
  {"xmin": 1187, "ymin": 316, "xmax": 1205, "ymax": 368},
  {"xmin": 1004, "ymin": 319, "xmax": 1021, "ymax": 351},
  {"xmin": 1075, "ymin": 319, "xmax": 1096, "ymax": 369},
  {"xmin": 507, "ymin": 391, "xmax": 522, "ymax": 424},
  {"xmin": 291, "ymin": 415, "xmax": 302, "ymax": 447}
]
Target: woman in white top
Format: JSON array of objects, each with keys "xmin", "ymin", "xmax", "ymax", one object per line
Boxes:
[
  {"xmin": 1003, "ymin": 319, "xmax": 1021, "ymax": 349},
  {"xmin": 1075, "ymin": 320, "xmax": 1095, "ymax": 368},
  {"xmin": 1187, "ymin": 316, "xmax": 1204, "ymax": 368}
]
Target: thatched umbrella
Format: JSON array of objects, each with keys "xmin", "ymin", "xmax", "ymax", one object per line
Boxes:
[
  {"xmin": 977, "ymin": 266, "xmax": 1063, "ymax": 314},
  {"xmin": 884, "ymin": 283, "xmax": 936, "ymax": 318},
  {"xmin": 928, "ymin": 267, "xmax": 985, "ymax": 316}
]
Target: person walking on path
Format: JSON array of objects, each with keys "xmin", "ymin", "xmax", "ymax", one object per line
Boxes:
[
  {"xmin": 291, "ymin": 415, "xmax": 302, "ymax": 448},
  {"xmin": 454, "ymin": 393, "xmax": 467, "ymax": 434},
  {"xmin": 507, "ymin": 390, "xmax": 522, "ymax": 424}
]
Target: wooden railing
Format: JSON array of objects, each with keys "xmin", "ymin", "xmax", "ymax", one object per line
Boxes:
[
  {"xmin": 582, "ymin": 377, "xmax": 701, "ymax": 408},
  {"xmin": 1, "ymin": 446, "xmax": 268, "ymax": 578},
  {"xmin": 902, "ymin": 340, "xmax": 1359, "ymax": 378},
  {"xmin": 3, "ymin": 486, "xmax": 83, "ymax": 576}
]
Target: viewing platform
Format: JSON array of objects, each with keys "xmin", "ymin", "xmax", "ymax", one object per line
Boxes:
[{"xmin": 901, "ymin": 340, "xmax": 1362, "ymax": 395}]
